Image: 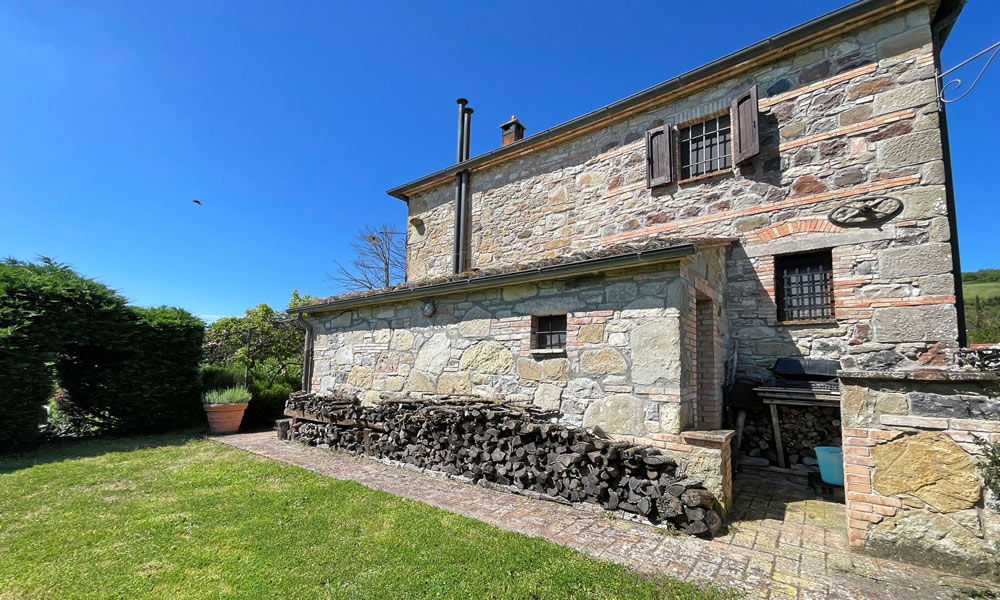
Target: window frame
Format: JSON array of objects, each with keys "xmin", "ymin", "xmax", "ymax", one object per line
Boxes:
[
  {"xmin": 677, "ymin": 112, "xmax": 732, "ymax": 182},
  {"xmin": 532, "ymin": 314, "xmax": 568, "ymax": 351},
  {"xmin": 775, "ymin": 250, "xmax": 836, "ymax": 324}
]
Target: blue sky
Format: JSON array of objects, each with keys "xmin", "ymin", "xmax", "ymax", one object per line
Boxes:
[{"xmin": 1, "ymin": 1, "xmax": 997, "ymax": 321}]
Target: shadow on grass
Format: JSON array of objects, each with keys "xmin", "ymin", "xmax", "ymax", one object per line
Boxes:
[{"xmin": 0, "ymin": 428, "xmax": 208, "ymax": 475}]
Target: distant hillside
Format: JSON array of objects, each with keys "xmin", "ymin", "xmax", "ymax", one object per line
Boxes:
[
  {"xmin": 963, "ymin": 269, "xmax": 1000, "ymax": 302},
  {"xmin": 964, "ymin": 281, "xmax": 1000, "ymax": 303},
  {"xmin": 963, "ymin": 269, "xmax": 1000, "ymax": 284},
  {"xmin": 963, "ymin": 270, "xmax": 1000, "ymax": 344}
]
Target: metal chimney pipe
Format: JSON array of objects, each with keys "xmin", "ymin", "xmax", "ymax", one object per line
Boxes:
[
  {"xmin": 462, "ymin": 107, "xmax": 473, "ymax": 162},
  {"xmin": 456, "ymin": 98, "xmax": 468, "ymax": 163},
  {"xmin": 453, "ymin": 99, "xmax": 469, "ymax": 273},
  {"xmin": 456, "ymin": 106, "xmax": 474, "ymax": 272}
]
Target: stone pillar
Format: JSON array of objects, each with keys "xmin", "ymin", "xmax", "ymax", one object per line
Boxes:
[{"xmin": 680, "ymin": 430, "xmax": 735, "ymax": 515}]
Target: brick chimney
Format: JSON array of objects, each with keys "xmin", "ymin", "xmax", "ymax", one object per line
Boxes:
[{"xmin": 500, "ymin": 116, "xmax": 525, "ymax": 147}]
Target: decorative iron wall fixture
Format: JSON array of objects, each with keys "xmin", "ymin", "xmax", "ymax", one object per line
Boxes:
[
  {"xmin": 937, "ymin": 40, "xmax": 1000, "ymax": 105},
  {"xmin": 828, "ymin": 196, "xmax": 904, "ymax": 228}
]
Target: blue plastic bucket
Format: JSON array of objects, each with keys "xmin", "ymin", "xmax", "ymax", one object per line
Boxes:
[{"xmin": 814, "ymin": 446, "xmax": 844, "ymax": 486}]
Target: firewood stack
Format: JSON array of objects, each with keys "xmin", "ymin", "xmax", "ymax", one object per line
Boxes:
[
  {"xmin": 739, "ymin": 405, "xmax": 839, "ymax": 469},
  {"xmin": 282, "ymin": 390, "xmax": 723, "ymax": 536}
]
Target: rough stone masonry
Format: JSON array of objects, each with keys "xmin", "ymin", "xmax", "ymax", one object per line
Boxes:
[{"xmin": 290, "ymin": 0, "xmax": 995, "ymax": 575}]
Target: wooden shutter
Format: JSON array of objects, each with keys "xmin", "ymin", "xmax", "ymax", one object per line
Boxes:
[
  {"xmin": 645, "ymin": 125, "xmax": 674, "ymax": 187},
  {"xmin": 731, "ymin": 85, "xmax": 760, "ymax": 164}
]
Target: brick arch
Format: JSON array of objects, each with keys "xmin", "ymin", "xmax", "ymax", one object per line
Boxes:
[{"xmin": 751, "ymin": 218, "xmax": 843, "ymax": 244}]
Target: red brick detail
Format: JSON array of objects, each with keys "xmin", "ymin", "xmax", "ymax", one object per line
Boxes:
[
  {"xmin": 841, "ymin": 428, "xmax": 870, "ymax": 438},
  {"xmin": 844, "ymin": 436, "xmax": 876, "ymax": 447},
  {"xmin": 835, "ymin": 295, "xmax": 956, "ymax": 309},
  {"xmin": 759, "ymin": 63, "xmax": 879, "ymax": 108},
  {"xmin": 751, "ymin": 218, "xmax": 843, "ymax": 244},
  {"xmin": 778, "ymin": 109, "xmax": 915, "ymax": 151}
]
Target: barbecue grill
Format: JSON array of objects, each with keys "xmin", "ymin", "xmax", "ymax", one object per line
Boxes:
[{"xmin": 755, "ymin": 358, "xmax": 841, "ymax": 403}]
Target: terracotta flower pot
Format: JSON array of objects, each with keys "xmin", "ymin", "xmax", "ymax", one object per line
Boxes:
[{"xmin": 203, "ymin": 402, "xmax": 248, "ymax": 434}]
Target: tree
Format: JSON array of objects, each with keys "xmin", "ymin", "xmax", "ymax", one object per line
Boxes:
[
  {"xmin": 201, "ymin": 292, "xmax": 311, "ymax": 426},
  {"xmin": 202, "ymin": 301, "xmax": 302, "ymax": 387},
  {"xmin": 328, "ymin": 223, "xmax": 406, "ymax": 292},
  {"xmin": 289, "ymin": 288, "xmax": 318, "ymax": 308}
]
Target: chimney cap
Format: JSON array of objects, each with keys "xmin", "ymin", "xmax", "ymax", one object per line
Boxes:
[
  {"xmin": 500, "ymin": 116, "xmax": 526, "ymax": 147},
  {"xmin": 500, "ymin": 115, "xmax": 523, "ymax": 128}
]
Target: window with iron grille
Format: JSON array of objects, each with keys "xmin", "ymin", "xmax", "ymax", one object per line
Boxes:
[
  {"xmin": 776, "ymin": 251, "xmax": 834, "ymax": 322},
  {"xmin": 679, "ymin": 114, "xmax": 731, "ymax": 180},
  {"xmin": 533, "ymin": 315, "xmax": 567, "ymax": 350}
]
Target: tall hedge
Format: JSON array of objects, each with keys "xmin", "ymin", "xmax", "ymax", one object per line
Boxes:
[
  {"xmin": 0, "ymin": 259, "xmax": 129, "ymax": 448},
  {"xmin": 0, "ymin": 335, "xmax": 52, "ymax": 450},
  {"xmin": 55, "ymin": 306, "xmax": 204, "ymax": 433},
  {"xmin": 0, "ymin": 259, "xmax": 204, "ymax": 449},
  {"xmin": 117, "ymin": 306, "xmax": 204, "ymax": 431}
]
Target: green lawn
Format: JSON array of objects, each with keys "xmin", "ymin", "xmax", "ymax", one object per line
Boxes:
[
  {"xmin": 965, "ymin": 281, "xmax": 1000, "ymax": 303},
  {"xmin": 0, "ymin": 434, "xmax": 732, "ymax": 600}
]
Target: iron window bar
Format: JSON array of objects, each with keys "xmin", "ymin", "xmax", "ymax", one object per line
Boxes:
[
  {"xmin": 776, "ymin": 253, "xmax": 834, "ymax": 322},
  {"xmin": 679, "ymin": 115, "xmax": 731, "ymax": 180},
  {"xmin": 535, "ymin": 315, "xmax": 567, "ymax": 350}
]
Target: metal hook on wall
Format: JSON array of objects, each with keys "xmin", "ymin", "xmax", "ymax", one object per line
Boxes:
[{"xmin": 937, "ymin": 40, "xmax": 1000, "ymax": 105}]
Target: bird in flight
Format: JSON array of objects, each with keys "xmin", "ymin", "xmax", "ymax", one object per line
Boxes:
[{"xmin": 193, "ymin": 200, "xmax": 203, "ymax": 206}]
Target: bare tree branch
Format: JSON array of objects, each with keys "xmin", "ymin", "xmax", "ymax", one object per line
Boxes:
[{"xmin": 327, "ymin": 223, "xmax": 406, "ymax": 292}]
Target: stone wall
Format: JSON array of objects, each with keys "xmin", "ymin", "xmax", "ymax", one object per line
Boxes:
[
  {"xmin": 404, "ymin": 4, "xmax": 959, "ymax": 377},
  {"xmin": 306, "ymin": 253, "xmax": 734, "ymax": 504},
  {"xmin": 839, "ymin": 371, "xmax": 1000, "ymax": 576}
]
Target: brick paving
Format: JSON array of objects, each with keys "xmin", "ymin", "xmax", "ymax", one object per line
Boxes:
[{"xmin": 216, "ymin": 432, "xmax": 994, "ymax": 599}]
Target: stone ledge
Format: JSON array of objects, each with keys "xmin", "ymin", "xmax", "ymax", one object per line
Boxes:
[
  {"xmin": 950, "ymin": 418, "xmax": 1000, "ymax": 433},
  {"xmin": 879, "ymin": 415, "xmax": 948, "ymax": 429},
  {"xmin": 681, "ymin": 430, "xmax": 736, "ymax": 449},
  {"xmin": 528, "ymin": 348, "xmax": 566, "ymax": 357},
  {"xmin": 839, "ymin": 369, "xmax": 1000, "ymax": 382}
]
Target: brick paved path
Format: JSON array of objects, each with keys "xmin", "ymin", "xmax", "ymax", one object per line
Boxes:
[{"xmin": 216, "ymin": 432, "xmax": 993, "ymax": 600}]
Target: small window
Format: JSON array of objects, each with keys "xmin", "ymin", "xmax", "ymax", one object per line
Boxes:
[
  {"xmin": 679, "ymin": 114, "xmax": 731, "ymax": 180},
  {"xmin": 776, "ymin": 251, "xmax": 834, "ymax": 322},
  {"xmin": 533, "ymin": 315, "xmax": 567, "ymax": 350}
]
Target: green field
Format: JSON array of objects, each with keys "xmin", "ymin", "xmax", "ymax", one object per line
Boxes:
[
  {"xmin": 964, "ymin": 281, "xmax": 1000, "ymax": 303},
  {"xmin": 0, "ymin": 433, "xmax": 731, "ymax": 600}
]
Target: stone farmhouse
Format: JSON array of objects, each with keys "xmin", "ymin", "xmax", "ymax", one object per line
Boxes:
[{"xmin": 291, "ymin": 0, "xmax": 1000, "ymax": 575}]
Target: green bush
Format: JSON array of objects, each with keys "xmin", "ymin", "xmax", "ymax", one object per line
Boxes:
[
  {"xmin": 203, "ymin": 386, "xmax": 252, "ymax": 405},
  {"xmin": 243, "ymin": 374, "xmax": 298, "ymax": 427},
  {"xmin": 0, "ymin": 259, "xmax": 204, "ymax": 447},
  {"xmin": 202, "ymin": 297, "xmax": 305, "ymax": 429},
  {"xmin": 0, "ymin": 345, "xmax": 53, "ymax": 449},
  {"xmin": 200, "ymin": 365, "xmax": 240, "ymax": 395},
  {"xmin": 975, "ymin": 436, "xmax": 1000, "ymax": 512},
  {"xmin": 0, "ymin": 258, "xmax": 130, "ymax": 448}
]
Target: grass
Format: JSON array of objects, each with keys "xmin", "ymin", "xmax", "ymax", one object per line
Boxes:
[
  {"xmin": 0, "ymin": 433, "xmax": 734, "ymax": 600},
  {"xmin": 964, "ymin": 281, "xmax": 1000, "ymax": 303}
]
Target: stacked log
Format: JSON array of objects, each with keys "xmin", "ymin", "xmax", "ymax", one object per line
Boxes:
[
  {"xmin": 282, "ymin": 391, "xmax": 723, "ymax": 536},
  {"xmin": 739, "ymin": 405, "xmax": 840, "ymax": 470}
]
